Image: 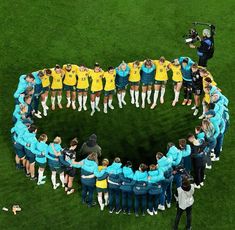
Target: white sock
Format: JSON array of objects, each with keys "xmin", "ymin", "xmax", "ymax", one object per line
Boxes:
[
  {"xmin": 38, "ymin": 170, "xmax": 43, "ymax": 183},
  {"xmin": 160, "ymin": 87, "xmax": 166, "ymax": 99},
  {"xmin": 57, "ymin": 95, "xmax": 62, "ymax": 104},
  {"xmin": 153, "ymin": 90, "xmax": 159, "ymax": 104},
  {"xmin": 142, "ymin": 92, "xmax": 146, "ymax": 103},
  {"xmin": 108, "ymin": 99, "xmax": 113, "ymax": 106},
  {"xmin": 122, "ymin": 91, "xmax": 126, "ymax": 102},
  {"xmin": 41, "ymin": 101, "xmax": 46, "ymax": 109},
  {"xmin": 130, "ymin": 89, "xmax": 134, "ymax": 101},
  {"xmin": 45, "ymin": 96, "xmax": 48, "ymax": 103},
  {"xmin": 147, "ymin": 90, "xmax": 152, "ymax": 100},
  {"xmin": 67, "ymin": 97, "xmax": 71, "ymax": 104},
  {"xmin": 78, "ymin": 95, "xmax": 82, "ymax": 107},
  {"xmin": 95, "ymin": 97, "xmax": 100, "ymax": 107},
  {"xmin": 51, "ymin": 96, "xmax": 55, "ymax": 106},
  {"xmin": 135, "ymin": 91, "xmax": 139, "ymax": 103},
  {"xmin": 51, "ymin": 172, "xmax": 56, "ymax": 187},
  {"xmin": 59, "ymin": 173, "xmax": 64, "ymax": 185},
  {"xmin": 91, "ymin": 101, "xmax": 95, "ymax": 111},
  {"xmin": 83, "ymin": 95, "xmax": 87, "ymax": 107},
  {"xmin": 104, "ymin": 193, "xmax": 109, "ymax": 205},
  {"xmin": 72, "ymin": 100, "xmax": 75, "ymax": 106},
  {"xmin": 104, "ymin": 103, "xmax": 107, "ymax": 110},
  {"xmin": 202, "ymin": 102, "xmax": 206, "ymax": 114},
  {"xmin": 175, "ymin": 91, "xmax": 180, "ymax": 102},
  {"xmin": 98, "ymin": 195, "xmax": 103, "ymax": 208},
  {"xmin": 117, "ymin": 93, "xmax": 122, "ymax": 104}
]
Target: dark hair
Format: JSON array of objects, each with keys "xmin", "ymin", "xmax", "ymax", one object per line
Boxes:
[
  {"xmin": 87, "ymin": 152, "xmax": 98, "ymax": 162},
  {"xmin": 179, "ymin": 139, "xmax": 186, "ymax": 148},
  {"xmin": 45, "ymin": 69, "xmax": 52, "ymax": 75},
  {"xmin": 38, "ymin": 134, "xmax": 47, "ymax": 142},
  {"xmin": 167, "ymin": 142, "xmax": 175, "ymax": 150},
  {"xmin": 26, "ymin": 73, "xmax": 35, "ymax": 79},
  {"xmin": 156, "ymin": 152, "xmax": 163, "ymax": 159},
  {"xmin": 94, "ymin": 62, "xmax": 100, "ymax": 68},
  {"xmin": 195, "ymin": 126, "xmax": 202, "ymax": 132},
  {"xmin": 191, "ymin": 63, "xmax": 198, "ymax": 68},
  {"xmin": 28, "ymin": 125, "xmax": 37, "ymax": 133},
  {"xmin": 38, "ymin": 71, "xmax": 44, "ymax": 77},
  {"xmin": 108, "ymin": 66, "xmax": 114, "ymax": 71},
  {"xmin": 139, "ymin": 163, "xmax": 148, "ymax": 172},
  {"xmin": 134, "ymin": 60, "xmax": 140, "ymax": 66},
  {"xmin": 70, "ymin": 138, "xmax": 78, "ymax": 147},
  {"xmin": 159, "ymin": 56, "xmax": 165, "ymax": 63},
  {"xmin": 149, "ymin": 164, "xmax": 157, "ymax": 171},
  {"xmin": 24, "ymin": 95, "xmax": 32, "ymax": 102},
  {"xmin": 87, "ymin": 134, "xmax": 97, "ymax": 147},
  {"xmin": 125, "ymin": 161, "xmax": 132, "ymax": 167},
  {"xmin": 182, "ymin": 58, "xmax": 189, "ymax": 64},
  {"xmin": 187, "ymin": 133, "xmax": 195, "ymax": 139},
  {"xmin": 204, "ymin": 77, "xmax": 212, "ymax": 83},
  {"xmin": 55, "ymin": 64, "xmax": 61, "ymax": 69},
  {"xmin": 182, "ymin": 177, "xmax": 191, "ymax": 191}
]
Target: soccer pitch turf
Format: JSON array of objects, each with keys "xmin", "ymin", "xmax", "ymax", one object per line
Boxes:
[{"xmin": 0, "ymin": 0, "xmax": 235, "ymax": 229}]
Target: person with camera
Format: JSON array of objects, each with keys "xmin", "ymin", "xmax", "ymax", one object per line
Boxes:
[{"xmin": 189, "ymin": 29, "xmax": 214, "ymax": 67}]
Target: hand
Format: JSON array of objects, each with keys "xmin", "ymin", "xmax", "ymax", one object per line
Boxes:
[{"xmin": 189, "ymin": 44, "xmax": 196, "ymax": 49}]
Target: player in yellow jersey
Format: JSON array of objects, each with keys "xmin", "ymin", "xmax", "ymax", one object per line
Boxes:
[
  {"xmin": 151, "ymin": 57, "xmax": 170, "ymax": 109},
  {"xmin": 168, "ymin": 60, "xmax": 183, "ymax": 106},
  {"xmin": 128, "ymin": 61, "xmax": 142, "ymax": 108},
  {"xmin": 50, "ymin": 65, "xmax": 65, "ymax": 110},
  {"xmin": 39, "ymin": 69, "xmax": 52, "ymax": 116},
  {"xmin": 89, "ymin": 63, "xmax": 104, "ymax": 116},
  {"xmin": 76, "ymin": 65, "xmax": 89, "ymax": 111},
  {"xmin": 63, "ymin": 64, "xmax": 78, "ymax": 110},
  {"xmin": 96, "ymin": 159, "xmax": 109, "ymax": 210},
  {"xmin": 103, "ymin": 67, "xmax": 116, "ymax": 113}
]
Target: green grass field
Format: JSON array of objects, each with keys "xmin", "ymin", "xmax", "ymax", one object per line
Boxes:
[{"xmin": 0, "ymin": 0, "xmax": 235, "ymax": 229}]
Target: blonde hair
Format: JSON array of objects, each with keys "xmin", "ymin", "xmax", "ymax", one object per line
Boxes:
[
  {"xmin": 38, "ymin": 134, "xmax": 48, "ymax": 142},
  {"xmin": 102, "ymin": 158, "xmax": 109, "ymax": 166},
  {"xmin": 53, "ymin": 136, "xmax": 62, "ymax": 144},
  {"xmin": 202, "ymin": 119, "xmax": 214, "ymax": 137}
]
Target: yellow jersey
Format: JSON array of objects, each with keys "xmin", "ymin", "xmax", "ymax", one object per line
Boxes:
[
  {"xmin": 128, "ymin": 62, "xmax": 142, "ymax": 82},
  {"xmin": 62, "ymin": 64, "xmax": 78, "ymax": 86},
  {"xmin": 96, "ymin": 166, "xmax": 107, "ymax": 189},
  {"xmin": 202, "ymin": 72, "xmax": 217, "ymax": 103},
  {"xmin": 51, "ymin": 69, "xmax": 64, "ymax": 89},
  {"xmin": 103, "ymin": 70, "xmax": 116, "ymax": 91},
  {"xmin": 154, "ymin": 60, "xmax": 170, "ymax": 81},
  {"xmin": 89, "ymin": 69, "xmax": 104, "ymax": 92},
  {"xmin": 76, "ymin": 68, "xmax": 89, "ymax": 89},
  {"xmin": 41, "ymin": 70, "xmax": 51, "ymax": 87},
  {"xmin": 168, "ymin": 64, "xmax": 183, "ymax": 82}
]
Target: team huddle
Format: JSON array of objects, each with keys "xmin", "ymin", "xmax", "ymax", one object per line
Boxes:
[{"xmin": 11, "ymin": 56, "xmax": 230, "ymax": 222}]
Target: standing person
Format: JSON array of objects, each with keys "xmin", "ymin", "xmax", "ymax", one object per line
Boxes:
[
  {"xmin": 47, "ymin": 137, "xmax": 65, "ymax": 190},
  {"xmin": 40, "ymin": 69, "xmax": 52, "ymax": 116},
  {"xmin": 128, "ymin": 61, "xmax": 142, "ymax": 108},
  {"xmin": 187, "ymin": 133, "xmax": 206, "ymax": 189},
  {"xmin": 89, "ymin": 63, "xmax": 104, "ymax": 116},
  {"xmin": 50, "ymin": 64, "xmax": 64, "ymax": 110},
  {"xmin": 140, "ymin": 59, "xmax": 156, "ymax": 108},
  {"xmin": 120, "ymin": 161, "xmax": 134, "ymax": 215},
  {"xmin": 191, "ymin": 64, "xmax": 203, "ymax": 116},
  {"xmin": 173, "ymin": 178, "xmax": 194, "ymax": 230},
  {"xmin": 76, "ymin": 65, "xmax": 89, "ymax": 111},
  {"xmin": 151, "ymin": 57, "xmax": 170, "ymax": 109},
  {"xmin": 156, "ymin": 152, "xmax": 173, "ymax": 211},
  {"xmin": 103, "ymin": 67, "xmax": 116, "ymax": 113},
  {"xmin": 62, "ymin": 138, "xmax": 79, "ymax": 195},
  {"xmin": 96, "ymin": 159, "xmax": 109, "ymax": 210},
  {"xmin": 80, "ymin": 134, "xmax": 102, "ymax": 157},
  {"xmin": 177, "ymin": 57, "xmax": 194, "ymax": 106},
  {"xmin": 115, "ymin": 61, "xmax": 130, "ymax": 109},
  {"xmin": 168, "ymin": 60, "xmax": 183, "ymax": 106},
  {"xmin": 63, "ymin": 64, "xmax": 78, "ymax": 110},
  {"xmin": 179, "ymin": 139, "xmax": 192, "ymax": 174},
  {"xmin": 147, "ymin": 164, "xmax": 164, "ymax": 216}
]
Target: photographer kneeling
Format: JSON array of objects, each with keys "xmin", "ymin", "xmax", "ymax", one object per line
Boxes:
[{"xmin": 189, "ymin": 29, "xmax": 214, "ymax": 67}]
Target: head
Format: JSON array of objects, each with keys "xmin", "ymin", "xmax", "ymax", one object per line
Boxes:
[
  {"xmin": 179, "ymin": 139, "xmax": 187, "ymax": 149},
  {"xmin": 201, "ymin": 119, "xmax": 213, "ymax": 133},
  {"xmin": 70, "ymin": 137, "xmax": 78, "ymax": 150},
  {"xmin": 167, "ymin": 142, "xmax": 175, "ymax": 151},
  {"xmin": 87, "ymin": 134, "xmax": 97, "ymax": 147},
  {"xmin": 125, "ymin": 161, "xmax": 132, "ymax": 168},
  {"xmin": 187, "ymin": 133, "xmax": 195, "ymax": 143},
  {"xmin": 38, "ymin": 71, "xmax": 44, "ymax": 78},
  {"xmin": 24, "ymin": 95, "xmax": 32, "ymax": 105},
  {"xmin": 139, "ymin": 163, "xmax": 148, "ymax": 172},
  {"xmin": 25, "ymin": 86, "xmax": 34, "ymax": 95},
  {"xmin": 54, "ymin": 64, "xmax": 62, "ymax": 73},
  {"xmin": 202, "ymin": 28, "xmax": 211, "ymax": 38},
  {"xmin": 108, "ymin": 66, "xmax": 114, "ymax": 74},
  {"xmin": 195, "ymin": 126, "xmax": 202, "ymax": 134},
  {"xmin": 44, "ymin": 69, "xmax": 52, "ymax": 76},
  {"xmin": 114, "ymin": 157, "xmax": 121, "ymax": 163},
  {"xmin": 66, "ymin": 64, "xmax": 72, "ymax": 72},
  {"xmin": 172, "ymin": 59, "xmax": 180, "ymax": 66},
  {"xmin": 204, "ymin": 85, "xmax": 211, "ymax": 94},
  {"xmin": 53, "ymin": 136, "xmax": 62, "ymax": 145},
  {"xmin": 199, "ymin": 68, "xmax": 209, "ymax": 77},
  {"xmin": 182, "ymin": 58, "xmax": 189, "ymax": 67},
  {"xmin": 156, "ymin": 152, "xmax": 164, "ymax": 161},
  {"xmin": 159, "ymin": 56, "xmax": 165, "ymax": 64},
  {"xmin": 94, "ymin": 63, "xmax": 100, "ymax": 72},
  {"xmin": 133, "ymin": 60, "xmax": 140, "ymax": 68},
  {"xmin": 149, "ymin": 164, "xmax": 157, "ymax": 171},
  {"xmin": 120, "ymin": 61, "xmax": 127, "ymax": 71},
  {"xmin": 102, "ymin": 158, "xmax": 109, "ymax": 167},
  {"xmin": 28, "ymin": 125, "xmax": 37, "ymax": 133},
  {"xmin": 38, "ymin": 134, "xmax": 48, "ymax": 142},
  {"xmin": 182, "ymin": 177, "xmax": 191, "ymax": 189},
  {"xmin": 145, "ymin": 59, "xmax": 152, "ymax": 68},
  {"xmin": 25, "ymin": 73, "xmax": 35, "ymax": 83},
  {"xmin": 211, "ymin": 93, "xmax": 220, "ymax": 103},
  {"xmin": 79, "ymin": 64, "xmax": 85, "ymax": 71},
  {"xmin": 87, "ymin": 152, "xmax": 98, "ymax": 162},
  {"xmin": 20, "ymin": 104, "xmax": 27, "ymax": 114},
  {"xmin": 191, "ymin": 63, "xmax": 198, "ymax": 72}
]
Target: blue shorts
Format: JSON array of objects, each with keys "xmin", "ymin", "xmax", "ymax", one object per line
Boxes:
[
  {"xmin": 154, "ymin": 80, "xmax": 167, "ymax": 86},
  {"xmin": 104, "ymin": 90, "xmax": 115, "ymax": 97},
  {"xmin": 14, "ymin": 143, "xmax": 26, "ymax": 159},
  {"xmin": 141, "ymin": 76, "xmax": 154, "ymax": 86},
  {"xmin": 116, "ymin": 85, "xmax": 127, "ymax": 91},
  {"xmin": 63, "ymin": 84, "xmax": 76, "ymax": 91},
  {"xmin": 77, "ymin": 88, "xmax": 88, "ymax": 93},
  {"xmin": 97, "ymin": 187, "xmax": 108, "ymax": 193},
  {"xmin": 25, "ymin": 148, "xmax": 35, "ymax": 164},
  {"xmin": 49, "ymin": 163, "xmax": 63, "ymax": 173},
  {"xmin": 91, "ymin": 90, "xmax": 101, "ymax": 94},
  {"xmin": 129, "ymin": 81, "xmax": 140, "ymax": 86},
  {"xmin": 36, "ymin": 161, "xmax": 47, "ymax": 168},
  {"xmin": 34, "ymin": 84, "xmax": 43, "ymax": 94},
  {"xmin": 42, "ymin": 86, "xmax": 50, "ymax": 93}
]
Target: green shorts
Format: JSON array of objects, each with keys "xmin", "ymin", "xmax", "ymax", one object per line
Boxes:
[
  {"xmin": 129, "ymin": 81, "xmax": 140, "ymax": 86},
  {"xmin": 42, "ymin": 86, "xmax": 50, "ymax": 93},
  {"xmin": 104, "ymin": 90, "xmax": 115, "ymax": 97},
  {"xmin": 36, "ymin": 162, "xmax": 46, "ymax": 168},
  {"xmin": 51, "ymin": 88, "xmax": 62, "ymax": 92},
  {"xmin": 96, "ymin": 187, "xmax": 108, "ymax": 193},
  {"xmin": 77, "ymin": 88, "xmax": 88, "ymax": 93},
  {"xmin": 91, "ymin": 90, "xmax": 101, "ymax": 94},
  {"xmin": 154, "ymin": 80, "xmax": 167, "ymax": 86},
  {"xmin": 63, "ymin": 84, "xmax": 76, "ymax": 91},
  {"xmin": 49, "ymin": 165, "xmax": 64, "ymax": 174},
  {"xmin": 142, "ymin": 82, "xmax": 153, "ymax": 86}
]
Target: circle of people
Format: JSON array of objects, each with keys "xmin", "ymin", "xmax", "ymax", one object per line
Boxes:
[{"xmin": 11, "ymin": 56, "xmax": 230, "ymax": 218}]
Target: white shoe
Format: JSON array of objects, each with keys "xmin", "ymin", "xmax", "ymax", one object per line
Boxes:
[
  {"xmin": 136, "ymin": 102, "xmax": 139, "ymax": 108},
  {"xmin": 150, "ymin": 103, "xmax": 157, "ymax": 110},
  {"xmin": 72, "ymin": 103, "xmax": 76, "ymax": 110},
  {"xmin": 153, "ymin": 209, "xmax": 158, "ymax": 215},
  {"xmin": 160, "ymin": 97, "xmax": 164, "ymax": 104},
  {"xmin": 200, "ymin": 182, "xmax": 204, "ymax": 187},
  {"xmin": 220, "ymin": 147, "xmax": 223, "ymax": 152},
  {"xmin": 119, "ymin": 103, "xmax": 123, "ymax": 109},
  {"xmin": 96, "ymin": 106, "xmax": 101, "ymax": 112},
  {"xmin": 38, "ymin": 110, "xmax": 42, "ymax": 115},
  {"xmin": 67, "ymin": 189, "xmax": 75, "ymax": 195},
  {"xmin": 37, "ymin": 180, "xmax": 46, "ymax": 185},
  {"xmin": 191, "ymin": 105, "xmax": 196, "ymax": 110},
  {"xmin": 158, "ymin": 205, "xmax": 165, "ymax": 211},
  {"xmin": 166, "ymin": 202, "xmax": 171, "ymax": 208},
  {"xmin": 66, "ymin": 102, "xmax": 71, "ymax": 108},
  {"xmin": 122, "ymin": 100, "xmax": 127, "ymax": 105},
  {"xmin": 83, "ymin": 105, "xmax": 87, "ymax": 111},
  {"xmin": 147, "ymin": 209, "xmax": 153, "ymax": 216},
  {"xmin": 43, "ymin": 109, "xmax": 47, "ymax": 116},
  {"xmin": 212, "ymin": 157, "xmax": 220, "ymax": 162},
  {"xmin": 100, "ymin": 203, "xmax": 105, "ymax": 211},
  {"xmin": 141, "ymin": 103, "xmax": 145, "ymax": 109},
  {"xmin": 206, "ymin": 164, "xmax": 212, "ymax": 169},
  {"xmin": 193, "ymin": 109, "xmax": 199, "ymax": 116},
  {"xmin": 90, "ymin": 110, "xmax": 95, "ymax": 116},
  {"xmin": 131, "ymin": 98, "xmax": 135, "ymax": 104},
  {"xmin": 199, "ymin": 114, "xmax": 205, "ymax": 119},
  {"xmin": 104, "ymin": 108, "xmax": 107, "ymax": 114},
  {"xmin": 147, "ymin": 98, "xmax": 151, "ymax": 105},
  {"xmin": 42, "ymin": 175, "xmax": 46, "ymax": 180},
  {"xmin": 109, "ymin": 104, "xmax": 114, "ymax": 110},
  {"xmin": 172, "ymin": 100, "xmax": 177, "ymax": 107},
  {"xmin": 78, "ymin": 107, "xmax": 82, "ymax": 112},
  {"xmin": 194, "ymin": 184, "xmax": 201, "ymax": 189},
  {"xmin": 34, "ymin": 112, "xmax": 42, "ymax": 119},
  {"xmin": 45, "ymin": 105, "xmax": 49, "ymax": 110},
  {"xmin": 53, "ymin": 183, "xmax": 60, "ymax": 190}
]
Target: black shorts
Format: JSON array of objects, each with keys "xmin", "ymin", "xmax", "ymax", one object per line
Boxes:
[
  {"xmin": 192, "ymin": 85, "xmax": 203, "ymax": 96},
  {"xmin": 65, "ymin": 167, "xmax": 77, "ymax": 177}
]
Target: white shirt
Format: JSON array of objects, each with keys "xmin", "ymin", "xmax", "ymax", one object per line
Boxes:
[{"xmin": 177, "ymin": 185, "xmax": 195, "ymax": 210}]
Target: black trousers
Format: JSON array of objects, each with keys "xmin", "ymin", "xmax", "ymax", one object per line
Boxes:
[
  {"xmin": 198, "ymin": 55, "xmax": 209, "ymax": 67},
  {"xmin": 192, "ymin": 158, "xmax": 205, "ymax": 185},
  {"xmin": 183, "ymin": 80, "xmax": 192, "ymax": 100},
  {"xmin": 173, "ymin": 205, "xmax": 192, "ymax": 230}
]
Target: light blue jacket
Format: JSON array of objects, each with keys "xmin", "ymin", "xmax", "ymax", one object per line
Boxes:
[
  {"xmin": 178, "ymin": 57, "xmax": 194, "ymax": 81},
  {"xmin": 157, "ymin": 156, "xmax": 172, "ymax": 173},
  {"xmin": 35, "ymin": 141, "xmax": 50, "ymax": 164},
  {"xmin": 148, "ymin": 169, "xmax": 164, "ymax": 183},
  {"xmin": 181, "ymin": 145, "xmax": 191, "ymax": 157},
  {"xmin": 166, "ymin": 146, "xmax": 182, "ymax": 166},
  {"xmin": 11, "ymin": 120, "xmax": 28, "ymax": 142},
  {"xmin": 14, "ymin": 75, "xmax": 34, "ymax": 98},
  {"xmin": 32, "ymin": 71, "xmax": 42, "ymax": 85}
]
